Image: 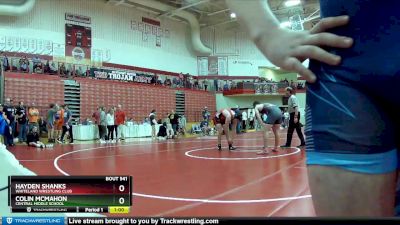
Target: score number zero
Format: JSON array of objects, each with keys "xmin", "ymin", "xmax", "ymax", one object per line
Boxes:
[
  {"xmin": 117, "ymin": 185, "xmax": 127, "ymax": 205},
  {"xmin": 105, "ymin": 176, "xmax": 129, "ymax": 205}
]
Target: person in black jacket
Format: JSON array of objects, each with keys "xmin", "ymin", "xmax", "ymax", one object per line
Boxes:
[
  {"xmin": 157, "ymin": 122, "xmax": 167, "ymax": 140},
  {"xmin": 26, "ymin": 126, "xmax": 45, "ymax": 148}
]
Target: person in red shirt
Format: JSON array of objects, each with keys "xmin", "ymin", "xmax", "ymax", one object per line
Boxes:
[
  {"xmin": 115, "ymin": 104, "xmax": 126, "ymax": 141},
  {"xmin": 213, "ymin": 108, "xmax": 239, "ymax": 151},
  {"xmin": 92, "ymin": 107, "xmax": 100, "ymax": 140}
]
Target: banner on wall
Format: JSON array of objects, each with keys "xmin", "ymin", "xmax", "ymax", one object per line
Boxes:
[
  {"xmin": 44, "ymin": 40, "xmax": 53, "ymax": 55},
  {"xmin": 91, "ymin": 49, "xmax": 103, "ymax": 67},
  {"xmin": 208, "ymin": 56, "xmax": 218, "ymax": 75},
  {"xmin": 5, "ymin": 37, "xmax": 15, "ymax": 52},
  {"xmin": 197, "ymin": 57, "xmax": 208, "ymax": 76},
  {"xmin": 90, "ymin": 68, "xmax": 153, "ymax": 83},
  {"xmin": 103, "ymin": 49, "xmax": 111, "ymax": 62},
  {"xmin": 65, "ymin": 13, "xmax": 91, "ymax": 24},
  {"xmin": 52, "ymin": 43, "xmax": 66, "ymax": 62},
  {"xmin": 217, "ymin": 56, "xmax": 228, "ymax": 75},
  {"xmin": 14, "ymin": 37, "xmax": 21, "ymax": 52},
  {"xmin": 37, "ymin": 39, "xmax": 45, "ymax": 54},
  {"xmin": 20, "ymin": 38, "xmax": 28, "ymax": 52},
  {"xmin": 156, "ymin": 36, "xmax": 161, "ymax": 47},
  {"xmin": 65, "ymin": 23, "xmax": 92, "ymax": 65},
  {"xmin": 197, "ymin": 56, "xmax": 228, "ymax": 75},
  {"xmin": 28, "ymin": 38, "xmax": 37, "ymax": 53}
]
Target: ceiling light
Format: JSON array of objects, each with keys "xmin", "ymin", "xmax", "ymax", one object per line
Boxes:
[
  {"xmin": 230, "ymin": 12, "xmax": 236, "ymax": 18},
  {"xmin": 280, "ymin": 21, "xmax": 291, "ymax": 28},
  {"xmin": 284, "ymin": 0, "xmax": 301, "ymax": 7}
]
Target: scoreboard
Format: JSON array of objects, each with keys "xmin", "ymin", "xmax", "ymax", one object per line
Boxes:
[{"xmin": 8, "ymin": 176, "xmax": 132, "ymax": 213}]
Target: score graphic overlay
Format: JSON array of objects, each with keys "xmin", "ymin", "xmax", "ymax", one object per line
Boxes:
[{"xmin": 8, "ymin": 176, "xmax": 132, "ymax": 213}]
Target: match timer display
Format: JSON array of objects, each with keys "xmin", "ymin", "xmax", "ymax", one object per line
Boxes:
[{"xmin": 8, "ymin": 176, "xmax": 132, "ymax": 213}]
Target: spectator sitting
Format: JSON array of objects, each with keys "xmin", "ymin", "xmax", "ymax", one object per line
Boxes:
[
  {"xmin": 49, "ymin": 61, "xmax": 57, "ymax": 74},
  {"xmin": 19, "ymin": 56, "xmax": 29, "ymax": 72},
  {"xmin": 59, "ymin": 63, "xmax": 66, "ymax": 76},
  {"xmin": 200, "ymin": 119, "xmax": 211, "ymax": 135},
  {"xmin": 38, "ymin": 117, "xmax": 47, "ymax": 135},
  {"xmin": 26, "ymin": 126, "xmax": 45, "ymax": 148},
  {"xmin": 157, "ymin": 122, "xmax": 168, "ymax": 140},
  {"xmin": 65, "ymin": 64, "xmax": 72, "ymax": 77},
  {"xmin": 75, "ymin": 66, "xmax": 85, "ymax": 77},
  {"xmin": 162, "ymin": 113, "xmax": 174, "ymax": 139},
  {"xmin": 43, "ymin": 60, "xmax": 50, "ymax": 73},
  {"xmin": 32, "ymin": 56, "xmax": 42, "ymax": 73}
]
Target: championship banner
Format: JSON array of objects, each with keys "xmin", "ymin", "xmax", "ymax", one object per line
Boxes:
[
  {"xmin": 90, "ymin": 68, "xmax": 153, "ymax": 84},
  {"xmin": 65, "ymin": 23, "xmax": 92, "ymax": 65}
]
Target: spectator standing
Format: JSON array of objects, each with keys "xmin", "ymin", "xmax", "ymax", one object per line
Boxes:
[
  {"xmin": 202, "ymin": 107, "xmax": 210, "ymax": 122},
  {"xmin": 214, "ymin": 79, "xmax": 218, "ymax": 91},
  {"xmin": 179, "ymin": 114, "xmax": 187, "ymax": 134},
  {"xmin": 234, "ymin": 106, "xmax": 242, "ymax": 134},
  {"xmin": 28, "ymin": 103, "xmax": 40, "ymax": 131},
  {"xmin": 44, "ymin": 60, "xmax": 50, "ymax": 73},
  {"xmin": 47, "ymin": 104, "xmax": 56, "ymax": 143},
  {"xmin": 16, "ymin": 101, "xmax": 27, "ymax": 142},
  {"xmin": 149, "ymin": 110, "xmax": 157, "ymax": 139},
  {"xmin": 59, "ymin": 105, "xmax": 73, "ymax": 144},
  {"xmin": 99, "ymin": 107, "xmax": 107, "ymax": 144},
  {"xmin": 168, "ymin": 110, "xmax": 179, "ymax": 138},
  {"xmin": 0, "ymin": 104, "xmax": 13, "ymax": 146},
  {"xmin": 107, "ymin": 108, "xmax": 116, "ymax": 142},
  {"xmin": 1, "ymin": 53, "xmax": 10, "ymax": 71},
  {"xmin": 3, "ymin": 98, "xmax": 16, "ymax": 140},
  {"xmin": 203, "ymin": 79, "xmax": 208, "ymax": 91},
  {"xmin": 249, "ymin": 111, "xmax": 255, "ymax": 129},
  {"xmin": 242, "ymin": 110, "xmax": 248, "ymax": 132},
  {"xmin": 163, "ymin": 113, "xmax": 174, "ymax": 139},
  {"xmin": 54, "ymin": 104, "xmax": 64, "ymax": 142},
  {"xmin": 115, "ymin": 105, "xmax": 126, "ymax": 141},
  {"xmin": 92, "ymin": 107, "xmax": 100, "ymax": 140}
]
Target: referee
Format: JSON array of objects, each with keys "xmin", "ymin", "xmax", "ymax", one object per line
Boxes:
[{"xmin": 281, "ymin": 87, "xmax": 305, "ymax": 148}]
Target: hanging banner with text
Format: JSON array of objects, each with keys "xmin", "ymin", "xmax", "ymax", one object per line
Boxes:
[
  {"xmin": 89, "ymin": 68, "xmax": 153, "ymax": 84},
  {"xmin": 197, "ymin": 56, "xmax": 228, "ymax": 76}
]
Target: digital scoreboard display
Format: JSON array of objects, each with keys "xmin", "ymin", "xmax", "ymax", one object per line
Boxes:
[{"xmin": 8, "ymin": 176, "xmax": 132, "ymax": 213}]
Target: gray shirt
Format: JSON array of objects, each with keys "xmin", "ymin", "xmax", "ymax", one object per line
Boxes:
[
  {"xmin": 100, "ymin": 111, "xmax": 107, "ymax": 126},
  {"xmin": 288, "ymin": 95, "xmax": 298, "ymax": 113}
]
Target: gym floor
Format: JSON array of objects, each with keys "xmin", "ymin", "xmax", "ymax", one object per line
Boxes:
[{"xmin": 8, "ymin": 130, "xmax": 314, "ymax": 217}]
